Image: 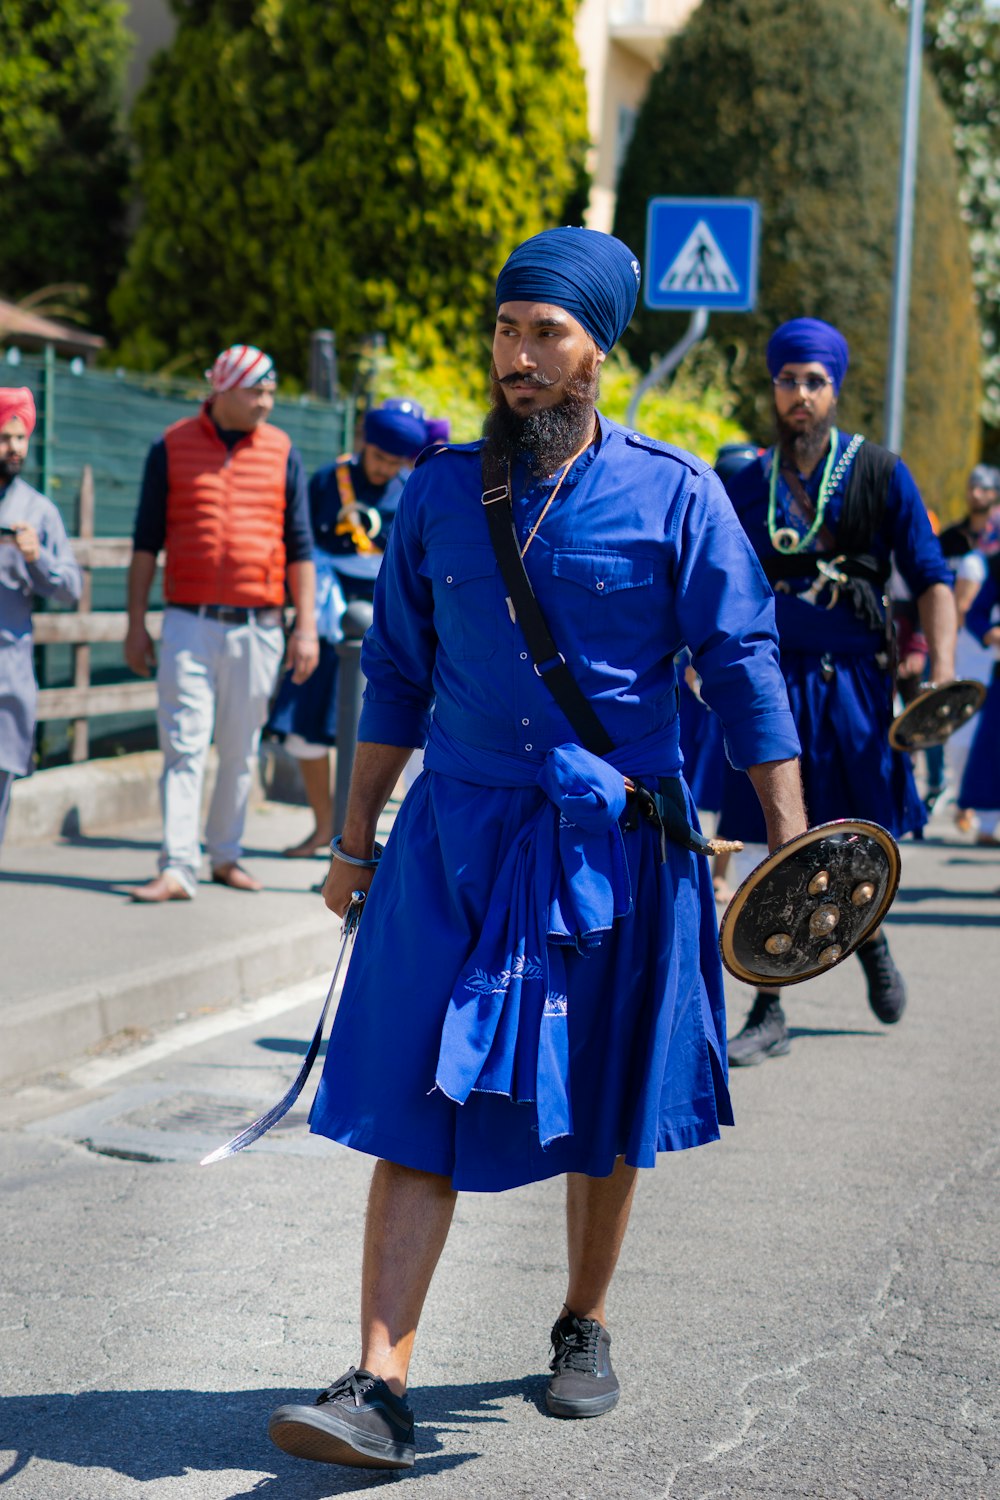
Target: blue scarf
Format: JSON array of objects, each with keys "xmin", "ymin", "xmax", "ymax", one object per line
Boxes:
[{"xmin": 434, "ymin": 744, "xmax": 633, "ymax": 1148}]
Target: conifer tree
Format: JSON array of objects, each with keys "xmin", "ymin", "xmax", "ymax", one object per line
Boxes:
[
  {"xmin": 613, "ymin": 0, "xmax": 981, "ymax": 510},
  {"xmin": 0, "ymin": 0, "xmax": 129, "ymax": 322},
  {"xmin": 111, "ymin": 0, "xmax": 589, "ymax": 380}
]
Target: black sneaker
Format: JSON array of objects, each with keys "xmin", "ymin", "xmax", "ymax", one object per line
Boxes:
[
  {"xmin": 268, "ymin": 1367, "xmax": 415, "ymax": 1469},
  {"xmin": 546, "ymin": 1314, "xmax": 620, "ymax": 1418},
  {"xmin": 857, "ymin": 932, "xmax": 907, "ymax": 1024},
  {"xmin": 727, "ymin": 992, "xmax": 790, "ymax": 1066}
]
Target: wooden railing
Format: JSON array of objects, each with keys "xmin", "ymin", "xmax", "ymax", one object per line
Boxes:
[{"xmin": 32, "ymin": 466, "xmax": 161, "ymax": 761}]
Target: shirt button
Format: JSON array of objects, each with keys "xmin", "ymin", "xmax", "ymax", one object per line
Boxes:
[
  {"xmin": 596, "ymin": 581, "xmax": 605, "ymax": 591},
  {"xmin": 520, "ymin": 651, "xmax": 528, "ymax": 661},
  {"xmin": 521, "ymin": 718, "xmax": 529, "ymax": 726},
  {"xmin": 525, "ymin": 743, "xmax": 533, "ymax": 752},
  {"xmin": 445, "ymin": 574, "xmax": 453, "ymax": 584}
]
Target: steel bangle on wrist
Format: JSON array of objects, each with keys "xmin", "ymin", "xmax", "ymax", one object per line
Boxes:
[{"xmin": 330, "ymin": 834, "xmax": 383, "ymax": 869}]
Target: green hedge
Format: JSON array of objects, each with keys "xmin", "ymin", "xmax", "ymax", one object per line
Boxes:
[
  {"xmin": 0, "ymin": 0, "xmax": 129, "ymax": 321},
  {"xmin": 111, "ymin": 0, "xmax": 589, "ymax": 382},
  {"xmin": 613, "ymin": 0, "xmax": 981, "ymax": 519}
]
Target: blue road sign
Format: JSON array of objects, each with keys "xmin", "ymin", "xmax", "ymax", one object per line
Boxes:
[{"xmin": 644, "ymin": 197, "xmax": 761, "ymax": 312}]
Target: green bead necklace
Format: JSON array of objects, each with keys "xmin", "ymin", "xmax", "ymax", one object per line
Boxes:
[{"xmin": 767, "ymin": 428, "xmax": 842, "ymax": 554}]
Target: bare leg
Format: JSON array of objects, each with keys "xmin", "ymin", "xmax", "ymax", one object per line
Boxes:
[
  {"xmin": 562, "ymin": 1157, "xmax": 639, "ymax": 1325},
  {"xmin": 283, "ymin": 753, "xmax": 334, "ymax": 856},
  {"xmin": 358, "ymin": 1160, "xmax": 458, "ymax": 1395}
]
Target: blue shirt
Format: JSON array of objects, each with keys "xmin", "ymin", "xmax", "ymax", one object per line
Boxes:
[
  {"xmin": 308, "ymin": 455, "xmax": 407, "ymax": 583},
  {"xmin": 724, "ymin": 433, "xmax": 952, "ymax": 654},
  {"xmin": 358, "ymin": 413, "xmax": 799, "ymax": 776}
]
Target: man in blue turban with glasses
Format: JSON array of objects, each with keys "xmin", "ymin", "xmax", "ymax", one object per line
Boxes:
[
  {"xmin": 716, "ymin": 317, "xmax": 956, "ymax": 1067},
  {"xmin": 267, "ymin": 228, "xmax": 806, "ymax": 1471}
]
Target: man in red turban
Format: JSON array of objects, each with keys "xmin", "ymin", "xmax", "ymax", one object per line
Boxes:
[{"xmin": 0, "ymin": 387, "xmax": 82, "ymax": 851}]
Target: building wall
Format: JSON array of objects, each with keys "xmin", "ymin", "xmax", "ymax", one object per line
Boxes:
[
  {"xmin": 123, "ymin": 0, "xmax": 177, "ymax": 108},
  {"xmin": 576, "ymin": 0, "xmax": 699, "ymax": 232}
]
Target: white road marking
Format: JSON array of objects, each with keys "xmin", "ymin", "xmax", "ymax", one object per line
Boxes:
[{"xmin": 66, "ymin": 973, "xmax": 334, "ymax": 1091}]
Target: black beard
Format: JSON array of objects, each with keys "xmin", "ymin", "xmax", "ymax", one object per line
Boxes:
[
  {"xmin": 0, "ymin": 455, "xmax": 23, "ymax": 482},
  {"xmin": 775, "ymin": 405, "xmax": 837, "ymax": 474},
  {"xmin": 483, "ymin": 361, "xmax": 599, "ymax": 478}
]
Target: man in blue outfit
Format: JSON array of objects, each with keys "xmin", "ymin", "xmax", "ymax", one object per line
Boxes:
[
  {"xmin": 717, "ymin": 318, "xmax": 956, "ymax": 1066},
  {"xmin": 270, "ymin": 400, "xmax": 428, "ymax": 857},
  {"xmin": 267, "ymin": 228, "xmax": 806, "ymax": 1471}
]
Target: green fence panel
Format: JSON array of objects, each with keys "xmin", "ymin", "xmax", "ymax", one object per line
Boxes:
[{"xmin": 3, "ymin": 350, "xmax": 354, "ymax": 764}]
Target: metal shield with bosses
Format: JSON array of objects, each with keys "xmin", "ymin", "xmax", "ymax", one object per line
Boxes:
[
  {"xmin": 888, "ymin": 679, "xmax": 986, "ymax": 752},
  {"xmin": 719, "ymin": 820, "xmax": 901, "ymax": 987}
]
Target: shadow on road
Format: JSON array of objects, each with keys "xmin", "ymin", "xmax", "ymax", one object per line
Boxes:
[
  {"xmin": 893, "ymin": 885, "xmax": 1000, "ymax": 902},
  {"xmin": 0, "ymin": 869, "xmax": 134, "ymax": 897},
  {"xmin": 785, "ymin": 1025, "xmax": 884, "ymax": 1041},
  {"xmin": 256, "ymin": 1037, "xmax": 328, "ymax": 1058},
  {"xmin": 885, "ymin": 910, "xmax": 1000, "ymax": 926},
  {"xmin": 0, "ymin": 1378, "xmax": 544, "ymax": 1493}
]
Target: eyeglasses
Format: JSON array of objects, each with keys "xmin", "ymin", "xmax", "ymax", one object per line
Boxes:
[{"xmin": 773, "ymin": 375, "xmax": 831, "ymax": 394}]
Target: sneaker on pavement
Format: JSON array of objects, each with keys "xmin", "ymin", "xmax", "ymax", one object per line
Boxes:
[
  {"xmin": 727, "ymin": 992, "xmax": 790, "ymax": 1066},
  {"xmin": 546, "ymin": 1314, "xmax": 620, "ymax": 1419},
  {"xmin": 268, "ymin": 1367, "xmax": 415, "ymax": 1469},
  {"xmin": 856, "ymin": 932, "xmax": 907, "ymax": 1024}
]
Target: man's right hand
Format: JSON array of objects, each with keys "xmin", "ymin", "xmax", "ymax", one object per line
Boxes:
[
  {"xmin": 322, "ymin": 855, "xmax": 377, "ymax": 917},
  {"xmin": 125, "ymin": 623, "xmax": 156, "ymax": 677}
]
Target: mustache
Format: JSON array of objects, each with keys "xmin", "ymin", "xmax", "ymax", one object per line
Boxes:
[{"xmin": 498, "ymin": 369, "xmax": 560, "ymax": 389}]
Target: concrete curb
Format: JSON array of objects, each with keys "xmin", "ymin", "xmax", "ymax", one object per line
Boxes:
[
  {"xmin": 2, "ymin": 908, "xmax": 337, "ymax": 1084},
  {"xmin": 6, "ymin": 742, "xmax": 309, "ymax": 847}
]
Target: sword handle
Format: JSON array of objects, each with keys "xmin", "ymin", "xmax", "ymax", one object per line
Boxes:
[{"xmin": 344, "ymin": 888, "xmax": 366, "ymax": 937}]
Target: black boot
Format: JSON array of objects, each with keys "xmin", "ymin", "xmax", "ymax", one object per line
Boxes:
[
  {"xmin": 727, "ymin": 991, "xmax": 789, "ymax": 1066},
  {"xmin": 856, "ymin": 932, "xmax": 907, "ymax": 1024}
]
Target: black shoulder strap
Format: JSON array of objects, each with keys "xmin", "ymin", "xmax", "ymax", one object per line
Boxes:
[
  {"xmin": 480, "ymin": 451, "xmax": 615, "ymax": 756},
  {"xmin": 838, "ymin": 440, "xmax": 897, "ymax": 554}
]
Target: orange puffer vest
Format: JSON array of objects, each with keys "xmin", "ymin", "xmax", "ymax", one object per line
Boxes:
[{"xmin": 163, "ymin": 404, "xmax": 291, "ymax": 607}]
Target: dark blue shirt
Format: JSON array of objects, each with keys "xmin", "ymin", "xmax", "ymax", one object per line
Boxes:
[
  {"xmin": 358, "ymin": 413, "xmax": 799, "ymax": 774},
  {"xmin": 724, "ymin": 432, "xmax": 952, "ymax": 654},
  {"xmin": 308, "ymin": 455, "xmax": 407, "ymax": 583},
  {"xmin": 132, "ymin": 423, "xmax": 313, "ymax": 562}
]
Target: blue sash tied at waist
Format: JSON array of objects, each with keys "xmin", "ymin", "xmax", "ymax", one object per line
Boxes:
[{"xmin": 434, "ymin": 742, "xmax": 634, "ymax": 1148}]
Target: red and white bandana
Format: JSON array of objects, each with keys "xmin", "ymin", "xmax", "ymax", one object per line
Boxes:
[{"xmin": 206, "ymin": 345, "xmax": 276, "ymax": 393}]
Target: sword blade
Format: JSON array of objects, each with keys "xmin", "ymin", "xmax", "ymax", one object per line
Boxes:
[{"xmin": 200, "ymin": 892, "xmax": 365, "ymax": 1165}]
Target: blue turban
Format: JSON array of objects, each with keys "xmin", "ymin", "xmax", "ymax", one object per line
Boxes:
[
  {"xmin": 495, "ymin": 227, "xmax": 641, "ymax": 353},
  {"xmin": 363, "ymin": 402, "xmax": 428, "ymax": 458},
  {"xmin": 766, "ymin": 318, "xmax": 850, "ymax": 393}
]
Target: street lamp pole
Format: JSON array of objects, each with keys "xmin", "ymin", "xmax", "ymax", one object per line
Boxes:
[{"xmin": 884, "ymin": 0, "xmax": 926, "ymax": 453}]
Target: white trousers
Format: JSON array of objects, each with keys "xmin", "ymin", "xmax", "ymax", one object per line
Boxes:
[{"xmin": 156, "ymin": 607, "xmax": 284, "ymax": 894}]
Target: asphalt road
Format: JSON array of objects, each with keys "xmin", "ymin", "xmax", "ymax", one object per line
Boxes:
[{"xmin": 1, "ymin": 831, "xmax": 998, "ymax": 1499}]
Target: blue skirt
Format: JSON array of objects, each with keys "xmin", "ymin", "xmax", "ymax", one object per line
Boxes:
[
  {"xmin": 717, "ymin": 650, "xmax": 925, "ymax": 842},
  {"xmin": 678, "ymin": 678, "xmax": 727, "ymax": 814},
  {"xmin": 266, "ymin": 640, "xmax": 339, "ymax": 745},
  {"xmin": 958, "ymin": 668, "xmax": 1000, "ymax": 810},
  {"xmin": 309, "ymin": 770, "xmax": 732, "ymax": 1191}
]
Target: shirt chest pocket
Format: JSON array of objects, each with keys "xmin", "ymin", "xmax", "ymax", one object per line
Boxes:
[
  {"xmin": 419, "ymin": 545, "xmax": 502, "ymax": 662},
  {"xmin": 551, "ymin": 548, "xmax": 656, "ymax": 634}
]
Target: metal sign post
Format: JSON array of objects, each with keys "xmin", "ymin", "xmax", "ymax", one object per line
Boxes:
[{"xmin": 884, "ymin": 0, "xmax": 925, "ymax": 453}]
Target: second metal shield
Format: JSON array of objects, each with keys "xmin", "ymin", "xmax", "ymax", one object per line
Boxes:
[
  {"xmin": 888, "ymin": 679, "xmax": 986, "ymax": 752},
  {"xmin": 719, "ymin": 820, "xmax": 901, "ymax": 987}
]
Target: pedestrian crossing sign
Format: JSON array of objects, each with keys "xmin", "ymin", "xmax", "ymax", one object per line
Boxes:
[{"xmin": 644, "ymin": 197, "xmax": 761, "ymax": 312}]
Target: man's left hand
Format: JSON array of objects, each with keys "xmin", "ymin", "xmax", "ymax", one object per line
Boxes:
[
  {"xmin": 10, "ymin": 522, "xmax": 40, "ymax": 563},
  {"xmin": 286, "ymin": 630, "xmax": 319, "ymax": 684}
]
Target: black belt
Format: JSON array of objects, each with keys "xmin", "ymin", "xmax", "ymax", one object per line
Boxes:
[{"xmin": 171, "ymin": 603, "xmax": 283, "ymax": 626}]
